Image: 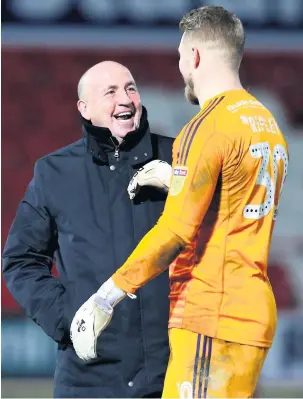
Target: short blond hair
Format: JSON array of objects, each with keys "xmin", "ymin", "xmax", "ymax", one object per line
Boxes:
[{"xmin": 179, "ymin": 6, "xmax": 245, "ymax": 69}]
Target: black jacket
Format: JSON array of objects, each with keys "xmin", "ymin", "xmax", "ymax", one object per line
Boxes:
[{"xmin": 3, "ymin": 109, "xmax": 173, "ymax": 398}]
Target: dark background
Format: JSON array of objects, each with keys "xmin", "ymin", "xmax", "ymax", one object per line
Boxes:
[{"xmin": 2, "ymin": 0, "xmax": 303, "ymax": 397}]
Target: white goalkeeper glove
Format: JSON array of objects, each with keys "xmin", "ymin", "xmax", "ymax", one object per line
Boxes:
[
  {"xmin": 127, "ymin": 160, "xmax": 172, "ymax": 200},
  {"xmin": 70, "ymin": 278, "xmax": 135, "ymax": 361}
]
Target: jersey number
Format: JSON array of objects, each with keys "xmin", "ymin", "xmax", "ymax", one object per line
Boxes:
[{"xmin": 244, "ymin": 142, "xmax": 288, "ymax": 220}]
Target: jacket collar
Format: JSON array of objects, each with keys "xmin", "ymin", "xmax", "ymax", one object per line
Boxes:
[{"xmin": 82, "ymin": 107, "xmax": 153, "ymax": 166}]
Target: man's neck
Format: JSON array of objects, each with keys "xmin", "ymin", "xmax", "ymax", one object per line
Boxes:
[
  {"xmin": 112, "ymin": 135, "xmax": 124, "ymax": 145},
  {"xmin": 195, "ymin": 72, "xmax": 243, "ymax": 108}
]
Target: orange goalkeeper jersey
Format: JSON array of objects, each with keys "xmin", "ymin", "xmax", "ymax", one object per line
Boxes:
[{"xmin": 113, "ymin": 89, "xmax": 289, "ymax": 348}]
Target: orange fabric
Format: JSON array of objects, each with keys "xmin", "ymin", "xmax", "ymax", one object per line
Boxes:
[
  {"xmin": 162, "ymin": 328, "xmax": 268, "ymax": 399},
  {"xmin": 113, "ymin": 89, "xmax": 289, "ymax": 348}
]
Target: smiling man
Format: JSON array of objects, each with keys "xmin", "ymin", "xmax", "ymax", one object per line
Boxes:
[
  {"xmin": 77, "ymin": 61, "xmax": 142, "ymax": 145},
  {"xmin": 3, "ymin": 61, "xmax": 174, "ymax": 398}
]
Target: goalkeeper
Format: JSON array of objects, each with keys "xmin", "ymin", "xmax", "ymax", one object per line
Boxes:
[{"xmin": 3, "ymin": 61, "xmax": 173, "ymax": 398}]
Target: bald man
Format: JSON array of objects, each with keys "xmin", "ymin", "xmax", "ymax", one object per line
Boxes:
[
  {"xmin": 77, "ymin": 61, "xmax": 143, "ymax": 144},
  {"xmin": 3, "ymin": 61, "xmax": 174, "ymax": 398}
]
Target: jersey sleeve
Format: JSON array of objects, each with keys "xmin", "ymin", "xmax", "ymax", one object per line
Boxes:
[{"xmin": 112, "ymin": 132, "xmax": 227, "ymax": 294}]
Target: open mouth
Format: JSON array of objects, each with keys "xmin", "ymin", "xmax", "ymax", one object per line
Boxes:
[{"xmin": 114, "ymin": 111, "xmax": 134, "ymax": 122}]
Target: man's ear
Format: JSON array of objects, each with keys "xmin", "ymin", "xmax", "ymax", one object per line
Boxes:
[
  {"xmin": 77, "ymin": 100, "xmax": 89, "ymax": 119},
  {"xmin": 192, "ymin": 47, "xmax": 200, "ymax": 69}
]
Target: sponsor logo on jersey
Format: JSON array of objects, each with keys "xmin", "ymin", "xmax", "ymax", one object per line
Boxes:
[
  {"xmin": 174, "ymin": 167, "xmax": 188, "ymax": 177},
  {"xmin": 170, "ymin": 166, "xmax": 188, "ymax": 196}
]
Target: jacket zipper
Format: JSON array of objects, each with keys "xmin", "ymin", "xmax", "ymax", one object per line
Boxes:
[
  {"xmin": 114, "ymin": 147, "xmax": 119, "ymax": 159},
  {"xmin": 110, "ymin": 137, "xmax": 120, "ymax": 161}
]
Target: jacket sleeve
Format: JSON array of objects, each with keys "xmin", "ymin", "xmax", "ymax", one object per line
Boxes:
[
  {"xmin": 2, "ymin": 160, "xmax": 69, "ymax": 344},
  {"xmin": 112, "ymin": 132, "xmax": 226, "ymax": 294}
]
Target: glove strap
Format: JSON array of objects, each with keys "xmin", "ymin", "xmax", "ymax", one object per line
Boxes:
[{"xmin": 97, "ymin": 278, "xmax": 136, "ymax": 307}]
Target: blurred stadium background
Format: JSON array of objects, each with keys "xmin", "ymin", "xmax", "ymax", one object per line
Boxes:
[{"xmin": 2, "ymin": 0, "xmax": 303, "ymax": 397}]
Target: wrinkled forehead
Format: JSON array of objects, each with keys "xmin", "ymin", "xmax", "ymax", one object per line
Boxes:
[
  {"xmin": 101, "ymin": 68, "xmax": 135, "ymax": 90},
  {"xmin": 86, "ymin": 67, "xmax": 136, "ymax": 96}
]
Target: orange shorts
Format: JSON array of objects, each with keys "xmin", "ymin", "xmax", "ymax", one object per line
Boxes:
[{"xmin": 162, "ymin": 328, "xmax": 268, "ymax": 398}]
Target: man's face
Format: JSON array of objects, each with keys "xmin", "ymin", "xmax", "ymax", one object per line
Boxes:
[
  {"xmin": 80, "ymin": 66, "xmax": 142, "ymax": 140},
  {"xmin": 178, "ymin": 34, "xmax": 199, "ymax": 106}
]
